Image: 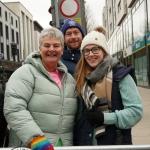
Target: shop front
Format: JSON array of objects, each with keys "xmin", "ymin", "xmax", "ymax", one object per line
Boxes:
[
  {"xmin": 132, "ymin": 36, "xmax": 149, "ymax": 87},
  {"xmin": 122, "ymin": 45, "xmax": 133, "ymax": 67},
  {"xmin": 146, "ymin": 32, "xmax": 150, "ymax": 87}
]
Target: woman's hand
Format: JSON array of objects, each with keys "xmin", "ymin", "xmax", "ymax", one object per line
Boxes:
[
  {"xmin": 87, "ymin": 109, "xmax": 104, "ymax": 126},
  {"xmin": 29, "ymin": 136, "xmax": 54, "ymax": 150}
]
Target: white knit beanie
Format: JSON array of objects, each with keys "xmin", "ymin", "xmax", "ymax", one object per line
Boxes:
[{"xmin": 81, "ymin": 26, "xmax": 109, "ymax": 54}]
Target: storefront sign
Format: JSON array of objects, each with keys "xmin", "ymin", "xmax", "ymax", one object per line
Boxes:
[
  {"xmin": 123, "ymin": 45, "xmax": 132, "ymax": 58},
  {"xmin": 132, "ymin": 36, "xmax": 146, "ymax": 52}
]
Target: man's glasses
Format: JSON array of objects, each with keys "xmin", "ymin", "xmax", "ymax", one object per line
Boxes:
[{"xmin": 82, "ymin": 46, "xmax": 101, "ymax": 56}]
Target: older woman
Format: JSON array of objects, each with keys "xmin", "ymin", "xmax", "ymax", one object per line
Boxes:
[
  {"xmin": 4, "ymin": 27, "xmax": 77, "ymax": 149},
  {"xmin": 74, "ymin": 26, "xmax": 143, "ymax": 145}
]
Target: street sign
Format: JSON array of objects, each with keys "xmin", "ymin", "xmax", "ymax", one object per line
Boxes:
[
  {"xmin": 58, "ymin": 0, "xmax": 82, "ymax": 20},
  {"xmin": 0, "ymin": 53, "xmax": 3, "ymax": 58},
  {"xmin": 57, "ymin": 0, "xmax": 86, "ymax": 34},
  {"xmin": 59, "ymin": 0, "xmax": 79, "ymax": 18}
]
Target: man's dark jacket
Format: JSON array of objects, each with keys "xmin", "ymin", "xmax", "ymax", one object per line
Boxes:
[{"xmin": 61, "ymin": 48, "xmax": 81, "ymax": 76}]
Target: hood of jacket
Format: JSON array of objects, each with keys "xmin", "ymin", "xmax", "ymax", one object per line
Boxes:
[{"xmin": 25, "ymin": 50, "xmax": 68, "ymax": 74}]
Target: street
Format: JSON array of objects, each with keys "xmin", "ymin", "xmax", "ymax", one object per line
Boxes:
[{"xmin": 132, "ymin": 87, "xmax": 150, "ymax": 145}]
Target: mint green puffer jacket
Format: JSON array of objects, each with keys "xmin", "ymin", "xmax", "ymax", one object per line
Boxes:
[{"xmin": 4, "ymin": 51, "xmax": 77, "ymax": 147}]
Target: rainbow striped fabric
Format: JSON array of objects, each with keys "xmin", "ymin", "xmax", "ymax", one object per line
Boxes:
[{"xmin": 30, "ymin": 136, "xmax": 54, "ymax": 150}]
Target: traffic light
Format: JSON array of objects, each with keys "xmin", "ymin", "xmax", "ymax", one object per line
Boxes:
[
  {"xmin": 49, "ymin": 0, "xmax": 60, "ymax": 28},
  {"xmin": 48, "ymin": 6, "xmax": 56, "ymax": 27},
  {"xmin": 49, "ymin": 21, "xmax": 55, "ymax": 26},
  {"xmin": 48, "ymin": 7, "xmax": 52, "ymax": 14}
]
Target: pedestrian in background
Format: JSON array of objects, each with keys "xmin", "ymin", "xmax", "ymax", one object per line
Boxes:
[
  {"xmin": 4, "ymin": 27, "xmax": 77, "ymax": 149},
  {"xmin": 0, "ymin": 85, "xmax": 7, "ymax": 147},
  {"xmin": 74, "ymin": 26, "xmax": 143, "ymax": 145},
  {"xmin": 60, "ymin": 19, "xmax": 84, "ymax": 76}
]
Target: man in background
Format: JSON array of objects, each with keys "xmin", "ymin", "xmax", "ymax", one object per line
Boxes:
[{"xmin": 61, "ymin": 19, "xmax": 84, "ymax": 76}]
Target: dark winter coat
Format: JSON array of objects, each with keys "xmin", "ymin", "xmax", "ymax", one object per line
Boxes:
[
  {"xmin": 74, "ymin": 66, "xmax": 142, "ymax": 145},
  {"xmin": 61, "ymin": 48, "xmax": 81, "ymax": 76}
]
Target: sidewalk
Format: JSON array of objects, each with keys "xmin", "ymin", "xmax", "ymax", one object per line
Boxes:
[{"xmin": 132, "ymin": 87, "xmax": 150, "ymax": 145}]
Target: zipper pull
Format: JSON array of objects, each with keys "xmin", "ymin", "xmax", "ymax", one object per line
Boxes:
[{"xmin": 61, "ymin": 106, "xmax": 64, "ymax": 115}]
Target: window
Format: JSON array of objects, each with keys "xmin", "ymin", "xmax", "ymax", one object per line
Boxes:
[
  {"xmin": 7, "ymin": 45, "xmax": 10, "ymax": 60},
  {"xmin": 109, "ymin": 8, "xmax": 111, "ymax": 14},
  {"xmin": 11, "ymin": 16, "xmax": 13, "ymax": 25},
  {"xmin": 110, "ymin": 23, "xmax": 112, "ymax": 30},
  {"xmin": 0, "ymin": 7, "xmax": 1, "ymax": 17},
  {"xmin": 16, "ymin": 32, "xmax": 19, "ymax": 44},
  {"xmin": 13, "ymin": 54, "xmax": 16, "ymax": 62},
  {"xmin": 135, "ymin": 1, "xmax": 140, "ymax": 9},
  {"xmin": 118, "ymin": 1, "xmax": 121, "ymax": 13},
  {"xmin": 5, "ymin": 25, "xmax": 9, "ymax": 39},
  {"xmin": 16, "ymin": 20, "xmax": 18, "ymax": 28},
  {"xmin": 113, "ymin": 12, "xmax": 116, "ymax": 29},
  {"xmin": 0, "ymin": 22, "xmax": 3, "ymax": 36},
  {"xmin": 5, "ymin": 11, "xmax": 7, "ymax": 21},
  {"xmin": 12, "ymin": 29, "xmax": 14, "ymax": 42},
  {"xmin": 105, "ymin": 20, "xmax": 107, "ymax": 27},
  {"xmin": 132, "ymin": 1, "xmax": 145, "ymax": 42},
  {"xmin": 1, "ymin": 43, "xmax": 3, "ymax": 54},
  {"xmin": 140, "ymin": 0, "xmax": 143, "ymax": 4},
  {"xmin": 17, "ymin": 49, "xmax": 19, "ymax": 62}
]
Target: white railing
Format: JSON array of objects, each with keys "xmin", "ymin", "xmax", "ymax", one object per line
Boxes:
[
  {"xmin": 55, "ymin": 145, "xmax": 150, "ymax": 150},
  {"xmin": 2, "ymin": 145, "xmax": 150, "ymax": 150}
]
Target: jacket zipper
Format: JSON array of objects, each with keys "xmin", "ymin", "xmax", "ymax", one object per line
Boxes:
[{"xmin": 55, "ymin": 73, "xmax": 66, "ymax": 146}]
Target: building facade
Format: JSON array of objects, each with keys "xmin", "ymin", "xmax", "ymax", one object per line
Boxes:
[
  {"xmin": 103, "ymin": 0, "xmax": 150, "ymax": 88},
  {"xmin": 4, "ymin": 2, "xmax": 35, "ymax": 60},
  {"xmin": 34, "ymin": 21, "xmax": 43, "ymax": 50},
  {"xmin": 0, "ymin": 1, "xmax": 21, "ymax": 89}
]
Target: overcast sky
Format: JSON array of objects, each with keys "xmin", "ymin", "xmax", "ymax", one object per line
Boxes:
[{"xmin": 1, "ymin": 0, "xmax": 105, "ymax": 29}]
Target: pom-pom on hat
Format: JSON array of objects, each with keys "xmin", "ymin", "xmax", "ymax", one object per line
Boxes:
[
  {"xmin": 81, "ymin": 26, "xmax": 109, "ymax": 54},
  {"xmin": 61, "ymin": 19, "xmax": 84, "ymax": 38}
]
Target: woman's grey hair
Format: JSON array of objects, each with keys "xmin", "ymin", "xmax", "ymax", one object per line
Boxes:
[{"xmin": 39, "ymin": 27, "xmax": 64, "ymax": 47}]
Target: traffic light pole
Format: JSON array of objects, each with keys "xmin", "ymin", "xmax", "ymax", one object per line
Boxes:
[
  {"xmin": 50, "ymin": 0, "xmax": 56, "ymax": 27},
  {"xmin": 54, "ymin": 0, "xmax": 60, "ymax": 29},
  {"xmin": 80, "ymin": 0, "xmax": 87, "ymax": 35},
  {"xmin": 50, "ymin": 0, "xmax": 60, "ymax": 28}
]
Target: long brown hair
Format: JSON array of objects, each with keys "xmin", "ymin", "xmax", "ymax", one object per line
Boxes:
[
  {"xmin": 74, "ymin": 55, "xmax": 94, "ymax": 96},
  {"xmin": 75, "ymin": 26, "xmax": 107, "ymax": 96}
]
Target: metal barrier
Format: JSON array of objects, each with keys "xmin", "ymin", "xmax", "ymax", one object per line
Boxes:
[
  {"xmin": 2, "ymin": 145, "xmax": 150, "ymax": 150},
  {"xmin": 55, "ymin": 145, "xmax": 150, "ymax": 150}
]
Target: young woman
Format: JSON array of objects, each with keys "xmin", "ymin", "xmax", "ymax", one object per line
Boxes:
[{"xmin": 74, "ymin": 26, "xmax": 143, "ymax": 145}]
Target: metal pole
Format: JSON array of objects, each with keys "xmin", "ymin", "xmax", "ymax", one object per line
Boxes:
[
  {"xmin": 80, "ymin": 0, "xmax": 87, "ymax": 35},
  {"xmin": 54, "ymin": 0, "xmax": 60, "ymax": 29},
  {"xmin": 50, "ymin": 0, "xmax": 56, "ymax": 27}
]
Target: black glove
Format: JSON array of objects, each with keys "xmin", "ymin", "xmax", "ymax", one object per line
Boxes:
[{"xmin": 87, "ymin": 109, "xmax": 104, "ymax": 126}]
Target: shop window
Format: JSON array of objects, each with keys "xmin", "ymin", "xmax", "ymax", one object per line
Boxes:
[{"xmin": 134, "ymin": 48, "xmax": 148, "ymax": 87}]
